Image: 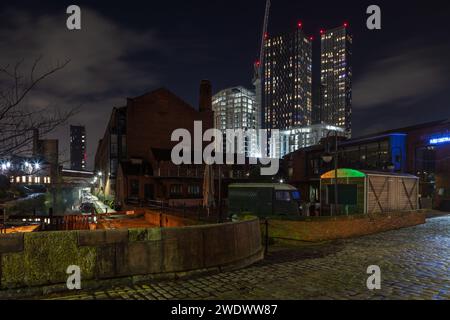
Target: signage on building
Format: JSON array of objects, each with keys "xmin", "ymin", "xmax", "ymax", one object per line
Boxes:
[{"xmin": 429, "ymin": 135, "xmax": 450, "ymax": 145}]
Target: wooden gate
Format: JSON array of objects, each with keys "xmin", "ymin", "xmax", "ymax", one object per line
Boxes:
[{"xmin": 367, "ymin": 174, "xmax": 418, "ymax": 214}]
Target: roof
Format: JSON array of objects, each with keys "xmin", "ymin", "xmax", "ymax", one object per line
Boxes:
[
  {"xmin": 321, "ymin": 168, "xmax": 418, "ymax": 179},
  {"xmin": 119, "ymin": 161, "xmax": 153, "ymax": 176},
  {"xmin": 355, "ymin": 118, "xmax": 450, "ymax": 138},
  {"xmin": 229, "ymin": 183, "xmax": 298, "ymax": 191},
  {"xmin": 150, "ymin": 148, "xmax": 172, "ymax": 162}
]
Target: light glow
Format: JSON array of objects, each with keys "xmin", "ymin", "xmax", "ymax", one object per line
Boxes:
[{"xmin": 430, "ymin": 136, "xmax": 450, "ymax": 145}]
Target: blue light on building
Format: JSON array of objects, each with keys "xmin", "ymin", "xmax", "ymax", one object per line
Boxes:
[{"xmin": 429, "ymin": 135, "xmax": 450, "ymax": 145}]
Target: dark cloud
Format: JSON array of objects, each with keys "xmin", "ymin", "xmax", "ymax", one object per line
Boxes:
[
  {"xmin": 353, "ymin": 42, "xmax": 450, "ymax": 109},
  {"xmin": 0, "ymin": 7, "xmax": 161, "ymax": 168},
  {"xmin": 352, "ymin": 39, "xmax": 450, "ymax": 136}
]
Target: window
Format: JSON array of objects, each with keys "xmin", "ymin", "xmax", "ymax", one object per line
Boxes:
[
  {"xmin": 130, "ymin": 179, "xmax": 139, "ymax": 197},
  {"xmin": 275, "ymin": 191, "xmax": 291, "ymax": 202},
  {"xmin": 187, "ymin": 184, "xmax": 201, "ymax": 197},
  {"xmin": 327, "ymin": 184, "xmax": 357, "ymax": 205},
  {"xmin": 170, "ymin": 184, "xmax": 183, "ymax": 197}
]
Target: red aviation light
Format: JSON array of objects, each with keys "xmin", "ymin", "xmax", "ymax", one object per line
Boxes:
[
  {"xmin": 343, "ymin": 22, "xmax": 349, "ymax": 28},
  {"xmin": 297, "ymin": 21, "xmax": 303, "ymax": 28},
  {"xmin": 309, "ymin": 36, "xmax": 314, "ymax": 41},
  {"xmin": 320, "ymin": 29, "xmax": 325, "ymax": 35}
]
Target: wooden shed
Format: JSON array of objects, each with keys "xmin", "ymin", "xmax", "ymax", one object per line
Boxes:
[{"xmin": 320, "ymin": 169, "xmax": 419, "ymax": 215}]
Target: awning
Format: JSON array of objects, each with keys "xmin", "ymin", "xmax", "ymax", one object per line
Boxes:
[{"xmin": 321, "ymin": 168, "xmax": 366, "ymax": 179}]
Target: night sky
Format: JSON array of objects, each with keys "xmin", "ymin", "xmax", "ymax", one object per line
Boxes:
[{"xmin": 1, "ymin": 0, "xmax": 450, "ymax": 169}]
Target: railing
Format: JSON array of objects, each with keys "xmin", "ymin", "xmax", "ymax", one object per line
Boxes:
[
  {"xmin": 7, "ymin": 214, "xmax": 93, "ymax": 231},
  {"xmin": 129, "ymin": 199, "xmax": 231, "ymax": 224}
]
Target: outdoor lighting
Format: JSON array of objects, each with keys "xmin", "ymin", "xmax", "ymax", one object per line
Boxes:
[
  {"xmin": 322, "ymin": 153, "xmax": 333, "ymax": 163},
  {"xmin": 98, "ymin": 171, "xmax": 103, "ymax": 177},
  {"xmin": 34, "ymin": 162, "xmax": 40, "ymax": 170},
  {"xmin": 24, "ymin": 161, "xmax": 30, "ymax": 167},
  {"xmin": 6, "ymin": 161, "xmax": 11, "ymax": 168},
  {"xmin": 1, "ymin": 163, "xmax": 6, "ymax": 171},
  {"xmin": 279, "ymin": 179, "xmax": 284, "ymax": 184}
]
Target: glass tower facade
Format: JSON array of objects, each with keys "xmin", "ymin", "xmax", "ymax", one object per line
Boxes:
[
  {"xmin": 263, "ymin": 28, "xmax": 313, "ymax": 131},
  {"xmin": 320, "ymin": 25, "xmax": 352, "ymax": 136},
  {"xmin": 212, "ymin": 86, "xmax": 257, "ymax": 156}
]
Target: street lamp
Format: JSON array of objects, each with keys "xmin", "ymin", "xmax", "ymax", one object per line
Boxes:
[
  {"xmin": 321, "ymin": 152, "xmax": 333, "ymax": 164},
  {"xmin": 322, "ymin": 131, "xmax": 339, "ymax": 216}
]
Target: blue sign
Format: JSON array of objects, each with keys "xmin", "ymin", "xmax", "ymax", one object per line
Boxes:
[{"xmin": 429, "ymin": 136, "xmax": 450, "ymax": 145}]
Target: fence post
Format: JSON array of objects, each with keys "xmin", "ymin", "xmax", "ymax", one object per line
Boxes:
[
  {"xmin": 264, "ymin": 218, "xmax": 269, "ymax": 255},
  {"xmin": 1, "ymin": 207, "xmax": 5, "ymax": 234},
  {"xmin": 49, "ymin": 207, "xmax": 54, "ymax": 230}
]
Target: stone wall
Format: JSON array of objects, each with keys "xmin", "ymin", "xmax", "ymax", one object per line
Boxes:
[
  {"xmin": 144, "ymin": 210, "xmax": 198, "ymax": 227},
  {"xmin": 0, "ymin": 217, "xmax": 262, "ymax": 294},
  {"xmin": 264, "ymin": 211, "xmax": 426, "ymax": 243}
]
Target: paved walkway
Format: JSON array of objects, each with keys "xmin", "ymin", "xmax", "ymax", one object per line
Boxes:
[{"xmin": 43, "ymin": 215, "xmax": 450, "ymax": 300}]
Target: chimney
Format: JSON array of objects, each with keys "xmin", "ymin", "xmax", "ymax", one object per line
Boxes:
[{"xmin": 199, "ymin": 80, "xmax": 212, "ymax": 112}]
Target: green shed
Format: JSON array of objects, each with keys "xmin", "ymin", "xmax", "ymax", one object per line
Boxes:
[{"xmin": 320, "ymin": 169, "xmax": 419, "ymax": 216}]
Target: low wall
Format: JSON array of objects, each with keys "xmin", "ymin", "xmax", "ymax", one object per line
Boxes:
[
  {"xmin": 144, "ymin": 210, "xmax": 199, "ymax": 227},
  {"xmin": 265, "ymin": 211, "xmax": 426, "ymax": 242},
  {"xmin": 0, "ymin": 217, "xmax": 262, "ymax": 295}
]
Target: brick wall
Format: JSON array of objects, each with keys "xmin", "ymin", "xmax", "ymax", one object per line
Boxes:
[{"xmin": 265, "ymin": 211, "xmax": 426, "ymax": 242}]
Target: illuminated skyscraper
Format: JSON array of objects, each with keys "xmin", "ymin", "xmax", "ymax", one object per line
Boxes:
[
  {"xmin": 212, "ymin": 86, "xmax": 257, "ymax": 156},
  {"xmin": 70, "ymin": 125, "xmax": 86, "ymax": 170},
  {"xmin": 263, "ymin": 26, "xmax": 313, "ymax": 131},
  {"xmin": 320, "ymin": 25, "xmax": 352, "ymax": 136}
]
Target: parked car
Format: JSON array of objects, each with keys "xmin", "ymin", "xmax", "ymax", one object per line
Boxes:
[{"xmin": 228, "ymin": 183, "xmax": 301, "ymax": 217}]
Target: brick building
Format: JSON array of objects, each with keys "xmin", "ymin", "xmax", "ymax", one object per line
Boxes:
[
  {"xmin": 95, "ymin": 81, "xmax": 262, "ymax": 207},
  {"xmin": 95, "ymin": 81, "xmax": 214, "ymax": 199}
]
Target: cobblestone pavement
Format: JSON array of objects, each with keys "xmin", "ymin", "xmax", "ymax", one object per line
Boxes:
[{"xmin": 44, "ymin": 215, "xmax": 450, "ymax": 300}]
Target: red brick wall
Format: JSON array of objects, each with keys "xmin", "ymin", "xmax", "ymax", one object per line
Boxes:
[
  {"xmin": 126, "ymin": 89, "xmax": 213, "ymax": 162},
  {"xmin": 266, "ymin": 211, "xmax": 426, "ymax": 242}
]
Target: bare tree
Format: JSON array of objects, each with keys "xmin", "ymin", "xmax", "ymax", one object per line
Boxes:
[{"xmin": 0, "ymin": 57, "xmax": 77, "ymax": 158}]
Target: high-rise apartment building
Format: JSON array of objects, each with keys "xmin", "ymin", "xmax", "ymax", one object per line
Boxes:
[
  {"xmin": 320, "ymin": 25, "xmax": 352, "ymax": 136},
  {"xmin": 212, "ymin": 86, "xmax": 257, "ymax": 156},
  {"xmin": 70, "ymin": 125, "xmax": 86, "ymax": 170},
  {"xmin": 263, "ymin": 27, "xmax": 313, "ymax": 131}
]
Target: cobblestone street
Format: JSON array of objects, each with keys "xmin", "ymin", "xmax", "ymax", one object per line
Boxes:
[{"xmin": 44, "ymin": 215, "xmax": 450, "ymax": 300}]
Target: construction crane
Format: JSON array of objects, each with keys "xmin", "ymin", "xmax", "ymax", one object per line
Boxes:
[{"xmin": 253, "ymin": 0, "xmax": 271, "ymax": 153}]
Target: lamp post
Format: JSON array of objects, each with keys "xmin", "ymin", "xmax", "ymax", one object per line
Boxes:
[{"xmin": 322, "ymin": 130, "xmax": 339, "ymax": 216}]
